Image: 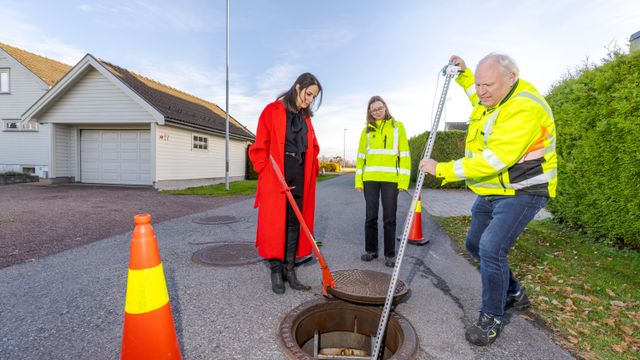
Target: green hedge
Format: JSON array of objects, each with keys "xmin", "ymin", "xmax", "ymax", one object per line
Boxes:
[
  {"xmin": 408, "ymin": 130, "xmax": 466, "ymax": 189},
  {"xmin": 246, "ymin": 145, "xmax": 258, "ymax": 180},
  {"xmin": 545, "ymin": 51, "xmax": 640, "ymax": 248}
]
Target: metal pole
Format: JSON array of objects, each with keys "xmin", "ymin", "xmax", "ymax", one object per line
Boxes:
[
  {"xmin": 371, "ymin": 63, "xmax": 460, "ymax": 360},
  {"xmin": 224, "ymin": 0, "xmax": 230, "ymax": 191},
  {"xmin": 343, "ymin": 128, "xmax": 347, "ymax": 168}
]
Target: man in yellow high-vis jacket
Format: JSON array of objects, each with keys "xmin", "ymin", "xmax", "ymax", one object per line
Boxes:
[{"xmin": 420, "ymin": 53, "xmax": 557, "ymax": 346}]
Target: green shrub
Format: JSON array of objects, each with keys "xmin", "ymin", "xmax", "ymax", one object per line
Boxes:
[
  {"xmin": 320, "ymin": 162, "xmax": 340, "ymax": 172},
  {"xmin": 546, "ymin": 51, "xmax": 640, "ymax": 248},
  {"xmin": 246, "ymin": 145, "xmax": 257, "ymax": 180},
  {"xmin": 408, "ymin": 130, "xmax": 466, "ymax": 189}
]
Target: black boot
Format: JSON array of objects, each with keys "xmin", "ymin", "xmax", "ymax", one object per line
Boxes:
[
  {"xmin": 284, "ymin": 227, "xmax": 310, "ymax": 291},
  {"xmin": 269, "ymin": 260, "xmax": 285, "ymax": 294}
]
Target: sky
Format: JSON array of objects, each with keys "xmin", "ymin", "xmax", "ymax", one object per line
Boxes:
[{"xmin": 2, "ymin": 0, "xmax": 639, "ymax": 161}]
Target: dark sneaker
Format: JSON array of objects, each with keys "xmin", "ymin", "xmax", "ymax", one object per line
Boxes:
[
  {"xmin": 384, "ymin": 257, "xmax": 396, "ymax": 268},
  {"xmin": 465, "ymin": 312, "xmax": 503, "ymax": 346},
  {"xmin": 506, "ymin": 288, "xmax": 531, "ymax": 311},
  {"xmin": 360, "ymin": 252, "xmax": 378, "ymax": 261}
]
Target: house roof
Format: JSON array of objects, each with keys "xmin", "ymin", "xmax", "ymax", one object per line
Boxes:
[
  {"xmin": 0, "ymin": 42, "xmax": 71, "ymax": 86},
  {"xmin": 100, "ymin": 60, "xmax": 254, "ymax": 141}
]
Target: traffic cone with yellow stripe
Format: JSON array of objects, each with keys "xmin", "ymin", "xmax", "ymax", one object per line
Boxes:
[
  {"xmin": 121, "ymin": 213, "xmax": 182, "ymax": 360},
  {"xmin": 407, "ymin": 196, "xmax": 428, "ymax": 245}
]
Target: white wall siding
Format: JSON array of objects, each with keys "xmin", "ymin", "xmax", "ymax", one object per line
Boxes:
[
  {"xmin": 53, "ymin": 124, "xmax": 75, "ymax": 177},
  {"xmin": 37, "ymin": 68, "xmax": 152, "ymax": 124},
  {"xmin": 0, "ymin": 49, "xmax": 51, "ymax": 169},
  {"xmin": 155, "ymin": 125, "xmax": 248, "ymax": 181},
  {"xmin": 0, "ymin": 50, "xmax": 48, "ymax": 120}
]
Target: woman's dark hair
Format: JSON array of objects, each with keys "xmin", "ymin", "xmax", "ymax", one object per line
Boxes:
[
  {"xmin": 366, "ymin": 95, "xmax": 393, "ymax": 132},
  {"xmin": 278, "ymin": 72, "xmax": 323, "ymax": 117}
]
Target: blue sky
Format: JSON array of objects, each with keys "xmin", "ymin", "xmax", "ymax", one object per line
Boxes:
[{"xmin": 2, "ymin": 0, "xmax": 638, "ymax": 161}]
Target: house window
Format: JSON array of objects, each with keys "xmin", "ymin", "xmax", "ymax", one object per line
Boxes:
[
  {"xmin": 0, "ymin": 69, "xmax": 9, "ymax": 93},
  {"xmin": 3, "ymin": 119, "xmax": 20, "ymax": 131},
  {"xmin": 192, "ymin": 135, "xmax": 208, "ymax": 150},
  {"xmin": 2, "ymin": 119, "xmax": 37, "ymax": 132}
]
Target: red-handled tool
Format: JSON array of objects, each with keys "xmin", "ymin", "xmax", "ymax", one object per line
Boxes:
[{"xmin": 269, "ymin": 155, "xmax": 335, "ymax": 295}]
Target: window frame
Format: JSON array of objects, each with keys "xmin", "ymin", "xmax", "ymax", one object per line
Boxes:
[
  {"xmin": 192, "ymin": 134, "xmax": 209, "ymax": 151},
  {"xmin": 0, "ymin": 68, "xmax": 10, "ymax": 94},
  {"xmin": 2, "ymin": 119, "xmax": 38, "ymax": 132}
]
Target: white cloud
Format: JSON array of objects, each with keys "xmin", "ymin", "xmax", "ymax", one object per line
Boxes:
[
  {"xmin": 0, "ymin": 6, "xmax": 84, "ymax": 65},
  {"xmin": 78, "ymin": 4, "xmax": 91, "ymax": 12}
]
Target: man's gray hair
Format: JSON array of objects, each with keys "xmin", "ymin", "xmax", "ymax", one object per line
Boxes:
[{"xmin": 478, "ymin": 53, "xmax": 519, "ymax": 79}]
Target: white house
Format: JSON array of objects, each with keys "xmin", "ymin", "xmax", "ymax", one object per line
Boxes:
[
  {"xmin": 0, "ymin": 42, "xmax": 71, "ymax": 177},
  {"xmin": 1, "ymin": 43, "xmax": 255, "ymax": 189}
]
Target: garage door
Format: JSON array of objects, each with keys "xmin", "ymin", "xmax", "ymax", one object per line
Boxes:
[{"xmin": 81, "ymin": 130, "xmax": 152, "ymax": 185}]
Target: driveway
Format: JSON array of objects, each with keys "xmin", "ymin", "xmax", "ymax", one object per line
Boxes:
[{"xmin": 0, "ymin": 183, "xmax": 250, "ymax": 269}]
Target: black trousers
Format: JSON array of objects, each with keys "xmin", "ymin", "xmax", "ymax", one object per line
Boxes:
[
  {"xmin": 363, "ymin": 181, "xmax": 398, "ymax": 258},
  {"xmin": 284, "ymin": 154, "xmax": 304, "ymax": 257}
]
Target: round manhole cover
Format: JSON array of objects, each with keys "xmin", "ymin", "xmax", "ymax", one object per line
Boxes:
[
  {"xmin": 192, "ymin": 215, "xmax": 242, "ymax": 225},
  {"xmin": 327, "ymin": 269, "xmax": 409, "ymax": 305},
  {"xmin": 191, "ymin": 243, "xmax": 261, "ymax": 267}
]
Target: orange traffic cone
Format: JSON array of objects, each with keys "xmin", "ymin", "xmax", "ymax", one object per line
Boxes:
[
  {"xmin": 407, "ymin": 196, "xmax": 428, "ymax": 246},
  {"xmin": 121, "ymin": 213, "xmax": 182, "ymax": 360}
]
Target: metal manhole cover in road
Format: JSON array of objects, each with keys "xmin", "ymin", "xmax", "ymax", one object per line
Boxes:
[
  {"xmin": 192, "ymin": 215, "xmax": 242, "ymax": 225},
  {"xmin": 191, "ymin": 243, "xmax": 261, "ymax": 267},
  {"xmin": 327, "ymin": 269, "xmax": 409, "ymax": 305}
]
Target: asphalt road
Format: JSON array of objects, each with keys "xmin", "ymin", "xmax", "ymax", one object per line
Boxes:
[{"xmin": 0, "ymin": 174, "xmax": 572, "ymax": 359}]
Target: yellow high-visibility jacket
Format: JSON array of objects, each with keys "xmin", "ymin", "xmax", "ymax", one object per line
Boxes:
[
  {"xmin": 355, "ymin": 118, "xmax": 411, "ymax": 190},
  {"xmin": 435, "ymin": 68, "xmax": 557, "ymax": 197}
]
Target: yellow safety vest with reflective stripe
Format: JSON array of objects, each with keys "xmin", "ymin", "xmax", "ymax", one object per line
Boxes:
[
  {"xmin": 355, "ymin": 118, "xmax": 411, "ymax": 190},
  {"xmin": 435, "ymin": 68, "xmax": 557, "ymax": 197}
]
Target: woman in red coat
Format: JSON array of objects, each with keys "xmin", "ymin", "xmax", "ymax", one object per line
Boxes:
[{"xmin": 248, "ymin": 73, "xmax": 323, "ymax": 294}]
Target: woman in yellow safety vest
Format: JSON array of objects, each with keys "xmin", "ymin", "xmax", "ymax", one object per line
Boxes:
[{"xmin": 355, "ymin": 96, "xmax": 411, "ymax": 267}]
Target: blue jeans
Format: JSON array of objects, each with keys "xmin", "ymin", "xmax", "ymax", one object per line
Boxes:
[{"xmin": 465, "ymin": 194, "xmax": 548, "ymax": 317}]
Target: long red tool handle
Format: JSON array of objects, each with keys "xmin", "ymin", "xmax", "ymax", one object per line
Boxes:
[{"xmin": 269, "ymin": 155, "xmax": 335, "ymax": 295}]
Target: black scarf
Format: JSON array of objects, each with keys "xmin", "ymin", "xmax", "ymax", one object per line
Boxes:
[{"xmin": 285, "ymin": 110, "xmax": 308, "ymax": 165}]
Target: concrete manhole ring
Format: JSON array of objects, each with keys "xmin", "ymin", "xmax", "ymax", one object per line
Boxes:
[
  {"xmin": 191, "ymin": 243, "xmax": 260, "ymax": 267},
  {"xmin": 278, "ymin": 298, "xmax": 419, "ymax": 359},
  {"xmin": 192, "ymin": 215, "xmax": 242, "ymax": 225},
  {"xmin": 327, "ymin": 269, "xmax": 410, "ymax": 305}
]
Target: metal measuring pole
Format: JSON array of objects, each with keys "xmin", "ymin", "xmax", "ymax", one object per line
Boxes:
[{"xmin": 371, "ymin": 63, "xmax": 460, "ymax": 359}]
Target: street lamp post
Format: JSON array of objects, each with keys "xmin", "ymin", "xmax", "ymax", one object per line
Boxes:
[{"xmin": 343, "ymin": 128, "xmax": 347, "ymax": 168}]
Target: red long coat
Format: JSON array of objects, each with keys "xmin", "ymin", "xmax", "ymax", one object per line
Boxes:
[{"xmin": 248, "ymin": 100, "xmax": 320, "ymax": 260}]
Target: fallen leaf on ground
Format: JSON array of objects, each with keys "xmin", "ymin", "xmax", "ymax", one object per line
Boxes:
[
  {"xmin": 620, "ymin": 325, "xmax": 633, "ymax": 335},
  {"xmin": 606, "ymin": 288, "xmax": 616, "ymax": 297},
  {"xmin": 611, "ymin": 300, "xmax": 626, "ymax": 308}
]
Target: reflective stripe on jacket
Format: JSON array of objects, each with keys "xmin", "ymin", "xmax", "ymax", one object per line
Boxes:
[
  {"xmin": 355, "ymin": 118, "xmax": 411, "ymax": 190},
  {"xmin": 435, "ymin": 68, "xmax": 557, "ymax": 197}
]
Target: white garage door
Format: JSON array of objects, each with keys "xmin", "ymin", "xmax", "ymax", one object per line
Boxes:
[{"xmin": 81, "ymin": 130, "xmax": 152, "ymax": 185}]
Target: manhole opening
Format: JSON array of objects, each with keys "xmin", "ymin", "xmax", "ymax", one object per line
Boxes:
[
  {"xmin": 192, "ymin": 215, "xmax": 242, "ymax": 225},
  {"xmin": 278, "ymin": 299, "xmax": 418, "ymax": 360}
]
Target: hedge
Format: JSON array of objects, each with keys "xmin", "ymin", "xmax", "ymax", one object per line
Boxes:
[
  {"xmin": 408, "ymin": 130, "xmax": 466, "ymax": 189},
  {"xmin": 545, "ymin": 51, "xmax": 640, "ymax": 248}
]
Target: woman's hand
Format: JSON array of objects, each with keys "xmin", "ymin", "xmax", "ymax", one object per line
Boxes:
[
  {"xmin": 419, "ymin": 159, "xmax": 438, "ymax": 175},
  {"xmin": 356, "ymin": 188, "xmax": 363, "ymax": 193}
]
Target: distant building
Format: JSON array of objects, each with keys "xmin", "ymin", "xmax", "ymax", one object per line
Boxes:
[
  {"xmin": 445, "ymin": 122, "xmax": 468, "ymax": 131},
  {"xmin": 631, "ymin": 30, "xmax": 640, "ymax": 53}
]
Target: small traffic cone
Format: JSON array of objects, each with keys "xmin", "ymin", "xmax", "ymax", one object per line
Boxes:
[
  {"xmin": 121, "ymin": 213, "xmax": 182, "ymax": 360},
  {"xmin": 407, "ymin": 196, "xmax": 428, "ymax": 246}
]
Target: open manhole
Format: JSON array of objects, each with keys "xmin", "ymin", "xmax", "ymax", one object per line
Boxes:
[
  {"xmin": 327, "ymin": 269, "xmax": 409, "ymax": 305},
  {"xmin": 192, "ymin": 215, "xmax": 242, "ymax": 225},
  {"xmin": 278, "ymin": 298, "xmax": 418, "ymax": 359},
  {"xmin": 191, "ymin": 243, "xmax": 260, "ymax": 267}
]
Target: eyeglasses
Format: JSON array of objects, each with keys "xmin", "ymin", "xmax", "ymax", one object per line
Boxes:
[{"xmin": 370, "ymin": 106, "xmax": 385, "ymax": 114}]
